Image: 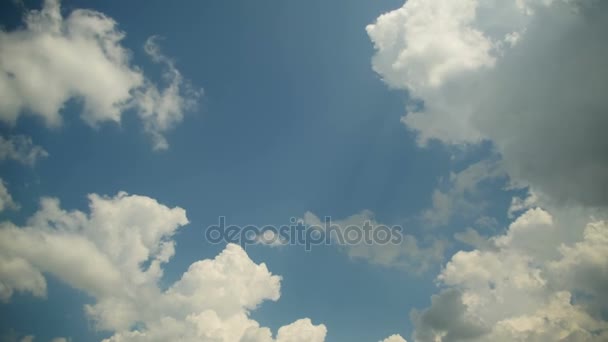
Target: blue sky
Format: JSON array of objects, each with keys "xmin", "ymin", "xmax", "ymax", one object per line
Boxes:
[{"xmin": 1, "ymin": 1, "xmax": 607, "ymax": 342}]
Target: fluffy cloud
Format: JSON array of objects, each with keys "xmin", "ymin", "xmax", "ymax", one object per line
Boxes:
[
  {"xmin": 369, "ymin": 2, "xmax": 608, "ymax": 339},
  {"xmin": 380, "ymin": 334, "xmax": 408, "ymax": 342},
  {"xmin": 411, "ymin": 205, "xmax": 608, "ymax": 341},
  {"xmin": 507, "ymin": 191, "xmax": 538, "ymax": 219},
  {"xmin": 0, "ymin": 135, "xmax": 48, "ymax": 165},
  {"xmin": 411, "ymin": 290, "xmax": 487, "ymax": 342},
  {"xmin": 368, "ymin": 0, "xmax": 608, "ymax": 206},
  {"xmin": 133, "ymin": 36, "xmax": 201, "ymax": 150},
  {"xmin": 303, "ymin": 210, "xmax": 445, "ymax": 273},
  {"xmin": 548, "ymin": 220, "xmax": 608, "ymax": 314},
  {"xmin": 0, "ymin": 254, "xmax": 45, "ymax": 302},
  {"xmin": 274, "ymin": 319, "xmax": 328, "ymax": 342},
  {"xmin": 367, "ymin": 0, "xmax": 495, "ymax": 91},
  {"xmin": 0, "ymin": 0, "xmax": 200, "ymax": 150},
  {"xmin": 0, "ymin": 192, "xmax": 325, "ymax": 341}
]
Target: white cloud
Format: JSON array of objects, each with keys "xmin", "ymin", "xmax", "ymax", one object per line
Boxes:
[
  {"xmin": 369, "ymin": 3, "xmax": 608, "ymax": 337},
  {"xmin": 133, "ymin": 36, "xmax": 201, "ymax": 150},
  {"xmin": 303, "ymin": 210, "xmax": 445, "ymax": 273},
  {"xmin": 366, "ymin": 0, "xmax": 495, "ymax": 91},
  {"xmin": 368, "ymin": 0, "xmax": 608, "ymax": 206},
  {"xmin": 0, "ymin": 254, "xmax": 46, "ymax": 302},
  {"xmin": 0, "ymin": 135, "xmax": 48, "ymax": 165},
  {"xmin": 487, "ymin": 291, "xmax": 608, "ymax": 342},
  {"xmin": 275, "ymin": 318, "xmax": 328, "ymax": 342},
  {"xmin": 0, "ymin": 0, "xmax": 200, "ymax": 150},
  {"xmin": 548, "ymin": 220, "xmax": 608, "ymax": 313},
  {"xmin": 0, "ymin": 192, "xmax": 326, "ymax": 342},
  {"xmin": 380, "ymin": 334, "xmax": 408, "ymax": 342},
  {"xmin": 411, "ymin": 206, "xmax": 608, "ymax": 341},
  {"xmin": 507, "ymin": 191, "xmax": 538, "ymax": 219}
]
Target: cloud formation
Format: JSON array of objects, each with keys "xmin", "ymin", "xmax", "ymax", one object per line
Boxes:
[
  {"xmin": 380, "ymin": 334, "xmax": 408, "ymax": 342},
  {"xmin": 0, "ymin": 0, "xmax": 200, "ymax": 150},
  {"xmin": 367, "ymin": 0, "xmax": 608, "ymax": 206},
  {"xmin": 369, "ymin": 1, "xmax": 608, "ymax": 340},
  {"xmin": 412, "ymin": 205, "xmax": 608, "ymax": 341},
  {"xmin": 0, "ymin": 135, "xmax": 48, "ymax": 166},
  {"xmin": 0, "ymin": 192, "xmax": 326, "ymax": 341}
]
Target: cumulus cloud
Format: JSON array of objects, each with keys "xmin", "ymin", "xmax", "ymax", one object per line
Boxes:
[
  {"xmin": 411, "ymin": 289, "xmax": 487, "ymax": 342},
  {"xmin": 303, "ymin": 210, "xmax": 445, "ymax": 273},
  {"xmin": 0, "ymin": 192, "xmax": 325, "ymax": 341},
  {"xmin": 411, "ymin": 206, "xmax": 608, "ymax": 341},
  {"xmin": 507, "ymin": 191, "xmax": 539, "ymax": 219},
  {"xmin": 274, "ymin": 318, "xmax": 328, "ymax": 342},
  {"xmin": 0, "ymin": 135, "xmax": 48, "ymax": 165},
  {"xmin": 367, "ymin": 0, "xmax": 608, "ymax": 206},
  {"xmin": 548, "ymin": 220, "xmax": 608, "ymax": 314},
  {"xmin": 0, "ymin": 0, "xmax": 200, "ymax": 150},
  {"xmin": 369, "ymin": 2, "xmax": 608, "ymax": 338},
  {"xmin": 380, "ymin": 334, "xmax": 408, "ymax": 342}
]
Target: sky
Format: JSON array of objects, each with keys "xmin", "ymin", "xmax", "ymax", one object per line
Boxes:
[{"xmin": 0, "ymin": 0, "xmax": 607, "ymax": 342}]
